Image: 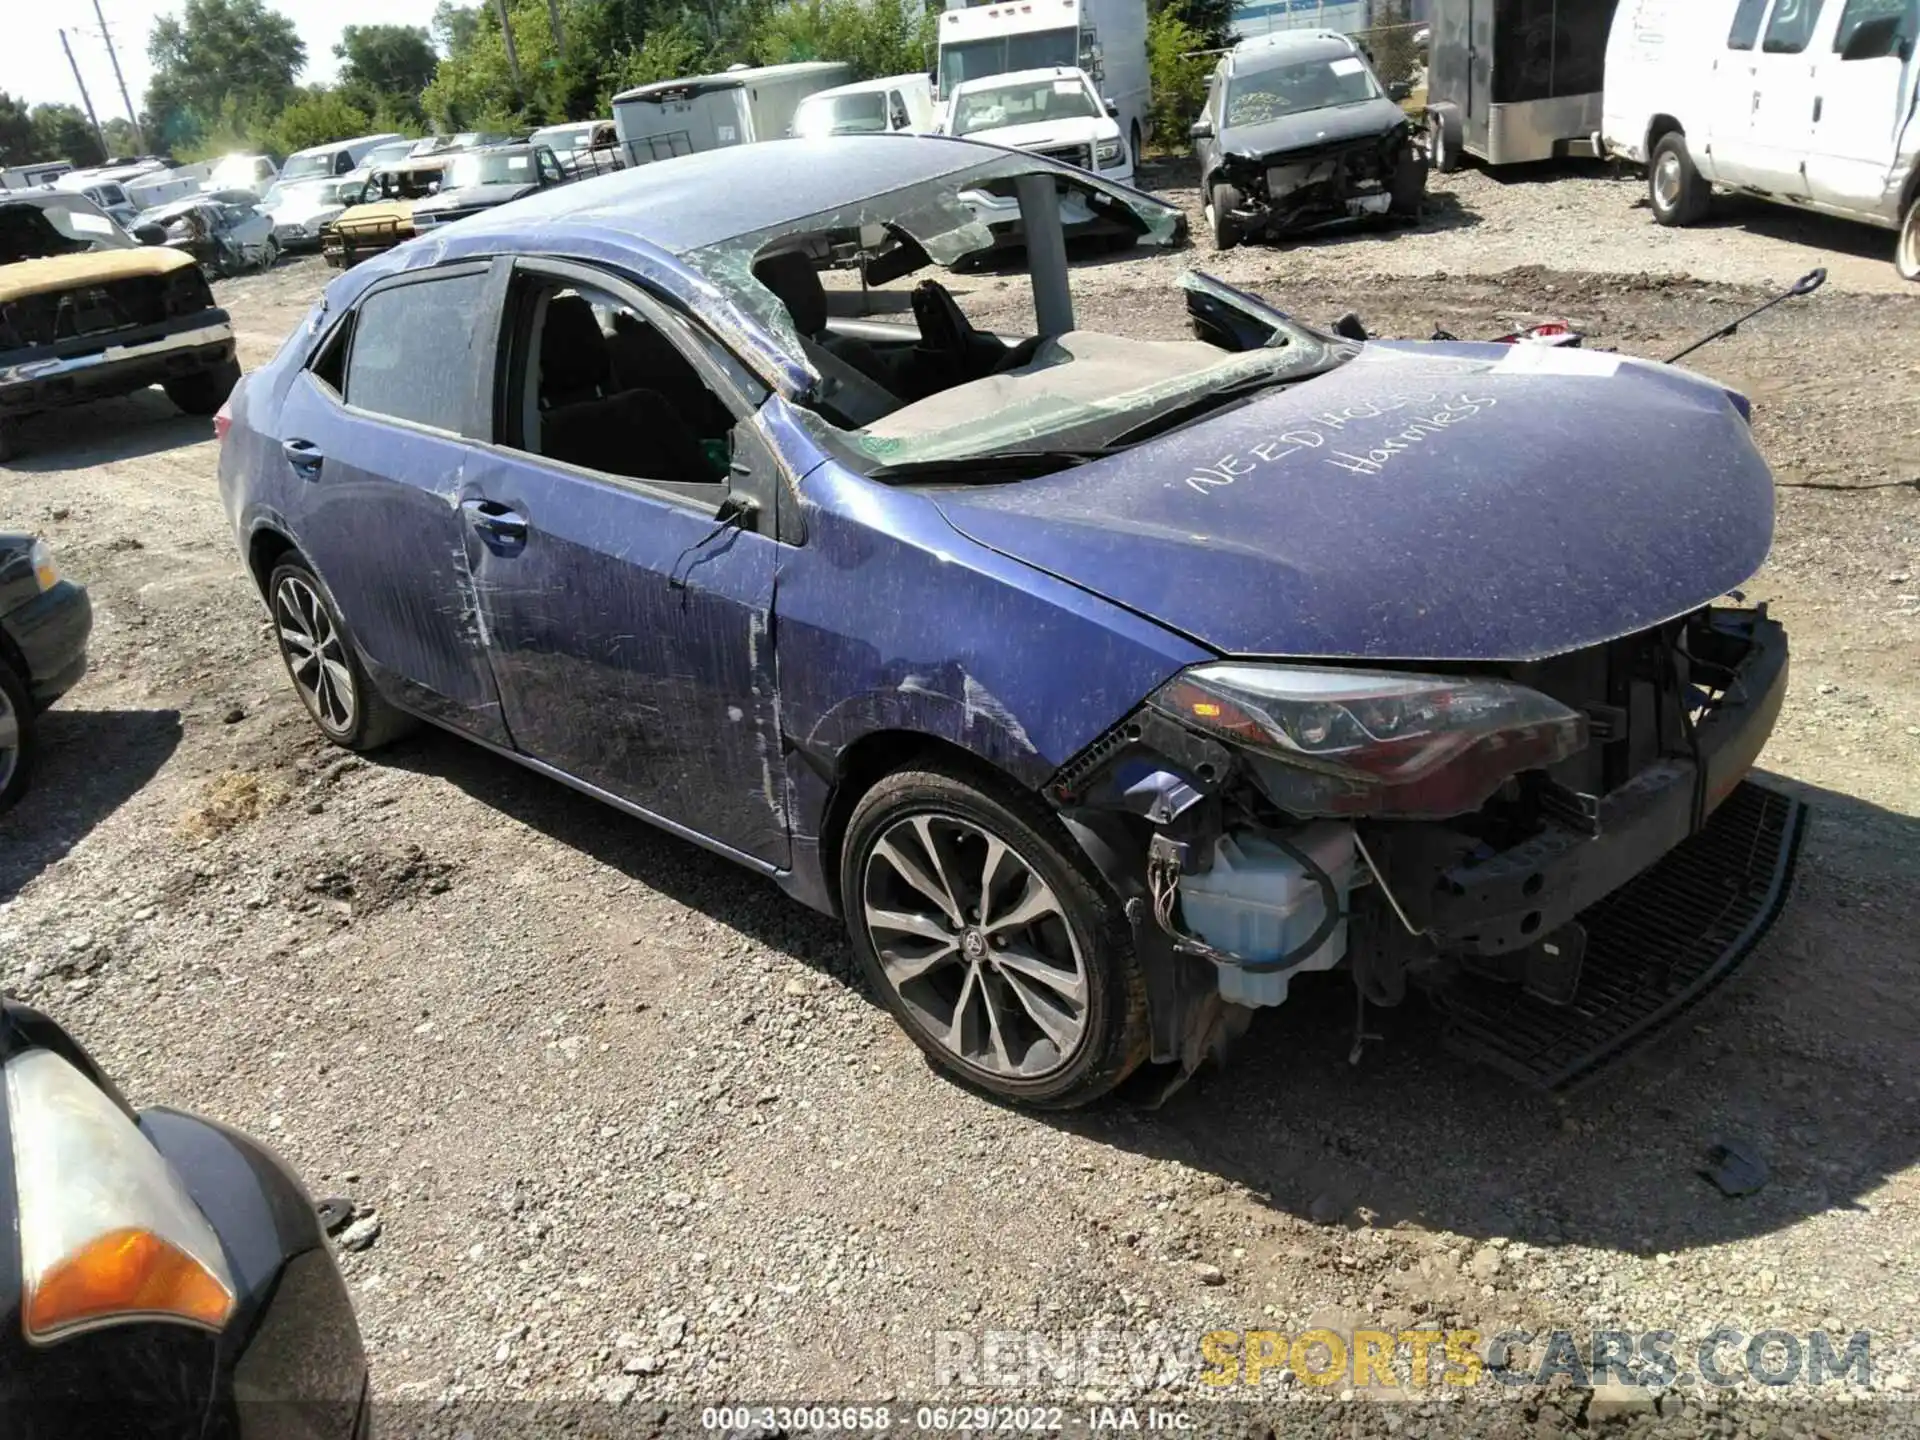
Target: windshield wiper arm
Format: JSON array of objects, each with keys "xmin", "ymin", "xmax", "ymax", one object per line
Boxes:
[{"xmin": 869, "ymin": 448, "xmax": 1118, "ymax": 482}]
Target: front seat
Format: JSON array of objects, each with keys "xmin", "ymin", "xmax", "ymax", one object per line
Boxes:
[
  {"xmin": 536, "ymin": 295, "xmax": 709, "ymax": 482},
  {"xmin": 751, "ymin": 250, "xmax": 903, "ymax": 423}
]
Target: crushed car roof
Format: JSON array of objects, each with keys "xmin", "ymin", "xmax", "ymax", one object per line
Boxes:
[{"xmin": 401, "ymin": 135, "xmax": 1006, "ymax": 257}]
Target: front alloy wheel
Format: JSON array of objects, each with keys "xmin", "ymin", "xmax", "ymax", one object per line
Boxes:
[
  {"xmin": 841, "ymin": 765, "xmax": 1148, "ymax": 1107},
  {"xmin": 863, "ymin": 813, "xmax": 1090, "ymax": 1079},
  {"xmin": 0, "ymin": 655, "xmax": 31, "ymax": 814}
]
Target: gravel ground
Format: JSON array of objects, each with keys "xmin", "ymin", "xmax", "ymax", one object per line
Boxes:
[{"xmin": 2, "ymin": 162, "xmax": 1918, "ymax": 1438}]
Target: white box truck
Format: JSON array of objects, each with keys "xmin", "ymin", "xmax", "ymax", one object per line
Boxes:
[
  {"xmin": 934, "ymin": 0, "xmax": 1152, "ymax": 167},
  {"xmin": 613, "ymin": 61, "xmax": 853, "ymax": 163}
]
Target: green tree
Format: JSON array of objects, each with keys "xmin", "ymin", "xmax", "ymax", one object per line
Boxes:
[
  {"xmin": 1146, "ymin": 7, "xmax": 1212, "ymax": 147},
  {"xmin": 337, "ymin": 24, "xmax": 440, "ymax": 107},
  {"xmin": 265, "ymin": 88, "xmax": 375, "ymax": 156},
  {"xmin": 433, "ymin": 1, "xmax": 485, "ymax": 57},
  {"xmin": 750, "ymin": 0, "xmax": 932, "ymax": 78},
  {"xmin": 423, "ymin": 0, "xmax": 631, "ymax": 128},
  {"xmin": 599, "ymin": 22, "xmax": 712, "ymax": 104},
  {"xmin": 1360, "ymin": 0, "xmax": 1417, "ymax": 88},
  {"xmin": 31, "ymin": 104, "xmax": 106, "ymax": 168},
  {"xmin": 101, "ymin": 116, "xmax": 142, "ymax": 157},
  {"xmin": 147, "ymin": 0, "xmax": 307, "ymax": 151},
  {"xmin": 0, "ymin": 91, "xmax": 35, "ymax": 166}
]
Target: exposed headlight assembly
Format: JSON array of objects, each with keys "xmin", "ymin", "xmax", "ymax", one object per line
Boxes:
[
  {"xmin": 1095, "ymin": 138, "xmax": 1124, "ymax": 167},
  {"xmin": 28, "ymin": 539, "xmax": 57, "ymax": 592},
  {"xmin": 1151, "ymin": 664, "xmax": 1587, "ymax": 819},
  {"xmin": 7, "ymin": 1048, "xmax": 235, "ymax": 1342}
]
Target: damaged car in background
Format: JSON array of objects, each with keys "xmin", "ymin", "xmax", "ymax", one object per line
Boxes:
[
  {"xmin": 1191, "ymin": 29, "xmax": 1425, "ymax": 250},
  {"xmin": 219, "ymin": 135, "xmax": 1799, "ymax": 1108},
  {"xmin": 1, "ymin": 190, "xmax": 240, "ymax": 463}
]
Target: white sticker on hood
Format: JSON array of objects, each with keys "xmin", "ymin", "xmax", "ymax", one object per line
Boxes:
[
  {"xmin": 1330, "ymin": 57, "xmax": 1366, "ymax": 76},
  {"xmin": 1493, "ymin": 344, "xmax": 1623, "ymax": 377}
]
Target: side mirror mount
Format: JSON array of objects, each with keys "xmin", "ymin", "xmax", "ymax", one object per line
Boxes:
[
  {"xmin": 1840, "ymin": 13, "xmax": 1903, "ymax": 60},
  {"xmin": 134, "ymin": 222, "xmax": 168, "ymax": 246},
  {"xmin": 1103, "ymin": 97, "xmax": 1119, "ymax": 118},
  {"xmin": 1189, "ymin": 117, "xmax": 1213, "ymax": 140},
  {"xmin": 1387, "ymin": 80, "xmax": 1412, "ymax": 102}
]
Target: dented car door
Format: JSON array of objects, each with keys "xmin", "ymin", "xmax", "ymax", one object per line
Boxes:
[
  {"xmin": 274, "ymin": 264, "xmax": 510, "ymax": 743},
  {"xmin": 458, "ymin": 257, "xmax": 789, "ymax": 867}
]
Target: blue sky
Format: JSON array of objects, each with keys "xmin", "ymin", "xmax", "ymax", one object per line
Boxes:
[{"xmin": 4, "ymin": 0, "xmax": 446, "ymax": 120}]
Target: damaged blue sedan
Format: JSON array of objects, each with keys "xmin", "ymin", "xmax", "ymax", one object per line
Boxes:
[{"xmin": 219, "ymin": 136, "xmax": 1802, "ymax": 1106}]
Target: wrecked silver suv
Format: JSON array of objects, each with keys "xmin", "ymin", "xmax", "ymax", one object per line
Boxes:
[{"xmin": 1190, "ymin": 30, "xmax": 1426, "ymax": 250}]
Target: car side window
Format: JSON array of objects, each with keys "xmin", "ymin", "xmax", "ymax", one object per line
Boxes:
[
  {"xmin": 1728, "ymin": 0, "xmax": 1773, "ymax": 47},
  {"xmin": 503, "ymin": 276, "xmax": 735, "ymax": 490},
  {"xmin": 1762, "ymin": 0, "xmax": 1827, "ymax": 50},
  {"xmin": 889, "ymin": 90, "xmax": 910, "ymax": 128},
  {"xmin": 536, "ymin": 148, "xmax": 563, "ymax": 183},
  {"xmin": 344, "ymin": 272, "xmax": 488, "ymax": 432},
  {"xmin": 1834, "ymin": 0, "xmax": 1913, "ymax": 47}
]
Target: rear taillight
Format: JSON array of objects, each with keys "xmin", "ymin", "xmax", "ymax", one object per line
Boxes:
[
  {"xmin": 7, "ymin": 1048, "xmax": 236, "ymax": 1343},
  {"xmin": 214, "ymin": 402, "xmax": 233, "ymax": 443}
]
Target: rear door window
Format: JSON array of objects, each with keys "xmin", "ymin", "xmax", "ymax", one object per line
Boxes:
[
  {"xmin": 345, "ymin": 271, "xmax": 489, "ymax": 433},
  {"xmin": 1763, "ymin": 0, "xmax": 1827, "ymax": 50},
  {"xmin": 1729, "ymin": 0, "xmax": 1774, "ymax": 47},
  {"xmin": 1833, "ymin": 0, "xmax": 1914, "ymax": 47}
]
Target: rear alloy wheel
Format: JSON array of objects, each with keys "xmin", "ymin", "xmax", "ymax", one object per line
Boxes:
[
  {"xmin": 164, "ymin": 358, "xmax": 242, "ymax": 417},
  {"xmin": 841, "ymin": 766, "xmax": 1148, "ymax": 1108},
  {"xmin": 1898, "ymin": 192, "xmax": 1920, "ymax": 282},
  {"xmin": 1650, "ymin": 132, "xmax": 1710, "ymax": 227},
  {"xmin": 268, "ymin": 558, "xmax": 414, "ymax": 752},
  {"xmin": 0, "ymin": 654, "xmax": 33, "ymax": 815},
  {"xmin": 1208, "ymin": 181, "xmax": 1245, "ymax": 251}
]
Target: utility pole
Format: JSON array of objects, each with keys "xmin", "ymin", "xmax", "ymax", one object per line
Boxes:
[
  {"xmin": 545, "ymin": 0, "xmax": 565, "ymax": 53},
  {"xmin": 58, "ymin": 29, "xmax": 110, "ymax": 161},
  {"xmin": 493, "ymin": 0, "xmax": 525, "ymax": 97},
  {"xmin": 91, "ymin": 0, "xmax": 146, "ymax": 154}
]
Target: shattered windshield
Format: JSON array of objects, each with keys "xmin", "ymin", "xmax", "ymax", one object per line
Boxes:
[
  {"xmin": 680, "ymin": 158, "xmax": 1295, "ymax": 470},
  {"xmin": 0, "ymin": 196, "xmax": 133, "ymax": 262},
  {"xmin": 951, "ymin": 77, "xmax": 1100, "ymax": 136},
  {"xmin": 1227, "ymin": 54, "xmax": 1381, "ymax": 125}
]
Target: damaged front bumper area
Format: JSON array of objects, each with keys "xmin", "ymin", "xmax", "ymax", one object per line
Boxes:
[
  {"xmin": 1050, "ymin": 607, "xmax": 1802, "ymax": 1090},
  {"xmin": 1218, "ymin": 129, "xmax": 1414, "ymax": 239}
]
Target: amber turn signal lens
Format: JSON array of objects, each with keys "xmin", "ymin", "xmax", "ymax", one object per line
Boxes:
[{"xmin": 26, "ymin": 1226, "xmax": 234, "ymax": 1338}]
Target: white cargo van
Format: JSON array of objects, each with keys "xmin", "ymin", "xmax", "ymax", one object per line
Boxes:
[
  {"xmin": 279, "ymin": 134, "xmax": 408, "ymax": 185},
  {"xmin": 1602, "ymin": 0, "xmax": 1920, "ymax": 279}
]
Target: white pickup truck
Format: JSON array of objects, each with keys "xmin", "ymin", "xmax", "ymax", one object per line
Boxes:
[{"xmin": 1602, "ymin": 0, "xmax": 1920, "ymax": 279}]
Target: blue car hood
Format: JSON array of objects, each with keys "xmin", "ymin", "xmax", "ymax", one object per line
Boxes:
[{"xmin": 929, "ymin": 343, "xmax": 1774, "ymax": 663}]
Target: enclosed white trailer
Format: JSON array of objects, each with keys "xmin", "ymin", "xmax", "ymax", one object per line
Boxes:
[{"xmin": 613, "ymin": 62, "xmax": 853, "ymax": 163}]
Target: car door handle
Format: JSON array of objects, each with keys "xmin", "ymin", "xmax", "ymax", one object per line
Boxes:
[
  {"xmin": 1812, "ymin": 96, "xmax": 1823, "ymax": 123},
  {"xmin": 282, "ymin": 438, "xmax": 323, "ymax": 477},
  {"xmin": 462, "ymin": 498, "xmax": 528, "ymax": 543}
]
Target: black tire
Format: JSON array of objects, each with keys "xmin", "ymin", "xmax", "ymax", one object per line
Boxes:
[
  {"xmin": 0, "ymin": 415, "xmax": 18, "ymax": 466},
  {"xmin": 1208, "ymin": 181, "xmax": 1245, "ymax": 251},
  {"xmin": 1649, "ymin": 131, "xmax": 1710, "ymax": 227},
  {"xmin": 266, "ymin": 557, "xmax": 416, "ymax": 752},
  {"xmin": 1897, "ymin": 189, "xmax": 1920, "ymax": 283},
  {"xmin": 1129, "ymin": 120, "xmax": 1144, "ymax": 170},
  {"xmin": 1428, "ymin": 111, "xmax": 1461, "ymax": 173},
  {"xmin": 0, "ymin": 653, "xmax": 34, "ymax": 817},
  {"xmin": 839, "ymin": 763, "xmax": 1150, "ymax": 1109},
  {"xmin": 164, "ymin": 358, "xmax": 242, "ymax": 416},
  {"xmin": 1389, "ymin": 143, "xmax": 1429, "ymax": 219}
]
